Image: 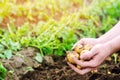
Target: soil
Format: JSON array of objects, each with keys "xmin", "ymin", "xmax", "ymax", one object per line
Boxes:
[
  {"xmin": 1, "ymin": 48, "xmax": 120, "ymax": 80},
  {"xmin": 20, "ymin": 52, "xmax": 120, "ymax": 80},
  {"xmin": 1, "ymin": 47, "xmax": 40, "ymax": 80},
  {"xmin": 20, "ymin": 55, "xmax": 87, "ymax": 80}
]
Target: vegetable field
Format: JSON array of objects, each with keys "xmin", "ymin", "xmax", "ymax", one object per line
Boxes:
[{"xmin": 0, "ymin": 0, "xmax": 120, "ymax": 80}]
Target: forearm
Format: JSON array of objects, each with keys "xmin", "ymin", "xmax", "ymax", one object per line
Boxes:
[
  {"xmin": 106, "ymin": 35, "xmax": 120, "ymax": 54},
  {"xmin": 98, "ymin": 21, "xmax": 120, "ymax": 43}
]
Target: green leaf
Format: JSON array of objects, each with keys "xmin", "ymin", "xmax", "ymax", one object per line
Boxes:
[
  {"xmin": 0, "ymin": 44, "xmax": 4, "ymax": 52},
  {"xmin": 42, "ymin": 47, "xmax": 53, "ymax": 55},
  {"xmin": 35, "ymin": 53, "xmax": 43, "ymax": 63},
  {"xmin": 0, "ymin": 62, "xmax": 7, "ymax": 79},
  {"xmin": 54, "ymin": 48, "xmax": 64, "ymax": 56},
  {"xmin": 26, "ymin": 67, "xmax": 34, "ymax": 72},
  {"xmin": 0, "ymin": 54, "xmax": 5, "ymax": 59},
  {"xmin": 10, "ymin": 41, "xmax": 21, "ymax": 51},
  {"xmin": 4, "ymin": 50, "xmax": 13, "ymax": 59}
]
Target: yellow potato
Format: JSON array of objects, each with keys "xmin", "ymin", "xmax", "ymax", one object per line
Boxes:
[
  {"xmin": 77, "ymin": 65, "xmax": 81, "ymax": 69},
  {"xmin": 84, "ymin": 44, "xmax": 92, "ymax": 50},
  {"xmin": 80, "ymin": 50, "xmax": 89, "ymax": 54},
  {"xmin": 73, "ymin": 44, "xmax": 83, "ymax": 54},
  {"xmin": 66, "ymin": 51, "xmax": 79, "ymax": 64},
  {"xmin": 66, "ymin": 44, "xmax": 93, "ymax": 70}
]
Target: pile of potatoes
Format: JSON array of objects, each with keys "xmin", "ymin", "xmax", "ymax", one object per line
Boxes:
[{"xmin": 66, "ymin": 44, "xmax": 92, "ymax": 69}]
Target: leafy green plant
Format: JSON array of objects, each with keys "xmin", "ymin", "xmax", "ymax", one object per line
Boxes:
[
  {"xmin": 0, "ymin": 62, "xmax": 7, "ymax": 80},
  {"xmin": 0, "ymin": 0, "xmax": 120, "ymax": 59},
  {"xmin": 0, "ymin": 38, "xmax": 21, "ymax": 59}
]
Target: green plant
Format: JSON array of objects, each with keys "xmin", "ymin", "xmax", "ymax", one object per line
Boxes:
[
  {"xmin": 0, "ymin": 62, "xmax": 7, "ymax": 80},
  {"xmin": 35, "ymin": 53, "xmax": 43, "ymax": 63},
  {"xmin": 0, "ymin": 0, "xmax": 120, "ymax": 59},
  {"xmin": 26, "ymin": 67, "xmax": 34, "ymax": 72},
  {"xmin": 112, "ymin": 53, "xmax": 118, "ymax": 64}
]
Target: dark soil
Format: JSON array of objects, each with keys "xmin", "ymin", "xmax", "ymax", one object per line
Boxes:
[
  {"xmin": 20, "ymin": 55, "xmax": 87, "ymax": 80},
  {"xmin": 1, "ymin": 48, "xmax": 120, "ymax": 80},
  {"xmin": 21, "ymin": 54, "xmax": 120, "ymax": 80},
  {"xmin": 1, "ymin": 47, "xmax": 40, "ymax": 80}
]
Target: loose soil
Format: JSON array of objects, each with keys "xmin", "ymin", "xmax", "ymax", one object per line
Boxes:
[
  {"xmin": 1, "ymin": 48, "xmax": 120, "ymax": 80},
  {"xmin": 20, "ymin": 51, "xmax": 120, "ymax": 80},
  {"xmin": 1, "ymin": 47, "xmax": 40, "ymax": 80}
]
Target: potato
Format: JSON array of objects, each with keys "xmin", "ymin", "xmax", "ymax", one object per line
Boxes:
[
  {"xmin": 77, "ymin": 65, "xmax": 81, "ymax": 69},
  {"xmin": 66, "ymin": 44, "xmax": 98, "ymax": 72},
  {"xmin": 80, "ymin": 49, "xmax": 88, "ymax": 55},
  {"xmin": 83, "ymin": 44, "xmax": 92, "ymax": 50},
  {"xmin": 73, "ymin": 44, "xmax": 83, "ymax": 54},
  {"xmin": 66, "ymin": 51, "xmax": 79, "ymax": 64},
  {"xmin": 67, "ymin": 44, "xmax": 92, "ymax": 67}
]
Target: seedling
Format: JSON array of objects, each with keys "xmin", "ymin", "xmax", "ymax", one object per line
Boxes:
[{"xmin": 112, "ymin": 53, "xmax": 118, "ymax": 64}]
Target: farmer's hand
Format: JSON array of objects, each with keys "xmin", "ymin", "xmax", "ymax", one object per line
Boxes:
[
  {"xmin": 68, "ymin": 43, "xmax": 112, "ymax": 75},
  {"xmin": 72, "ymin": 38, "xmax": 101, "ymax": 50}
]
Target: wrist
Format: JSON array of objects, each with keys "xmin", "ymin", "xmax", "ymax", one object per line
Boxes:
[
  {"xmin": 104, "ymin": 41, "xmax": 114, "ymax": 55},
  {"xmin": 96, "ymin": 38, "xmax": 106, "ymax": 44}
]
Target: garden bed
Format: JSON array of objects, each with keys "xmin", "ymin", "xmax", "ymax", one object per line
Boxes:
[
  {"xmin": 20, "ymin": 53, "xmax": 120, "ymax": 80},
  {"xmin": 3, "ymin": 47, "xmax": 120, "ymax": 80}
]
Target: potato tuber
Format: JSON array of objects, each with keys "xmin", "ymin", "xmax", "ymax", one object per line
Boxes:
[
  {"xmin": 66, "ymin": 51, "xmax": 79, "ymax": 64},
  {"xmin": 72, "ymin": 44, "xmax": 83, "ymax": 53},
  {"xmin": 66, "ymin": 44, "xmax": 92, "ymax": 69},
  {"xmin": 66, "ymin": 44, "xmax": 98, "ymax": 73}
]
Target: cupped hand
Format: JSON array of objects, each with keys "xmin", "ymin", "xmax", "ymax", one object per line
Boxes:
[{"xmin": 68, "ymin": 43, "xmax": 112, "ymax": 75}]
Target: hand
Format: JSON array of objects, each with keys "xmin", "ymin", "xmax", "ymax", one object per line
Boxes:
[
  {"xmin": 68, "ymin": 43, "xmax": 112, "ymax": 75},
  {"xmin": 72, "ymin": 38, "xmax": 100, "ymax": 50}
]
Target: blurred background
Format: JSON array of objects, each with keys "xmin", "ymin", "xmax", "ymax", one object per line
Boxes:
[
  {"xmin": 0, "ymin": 0, "xmax": 120, "ymax": 80},
  {"xmin": 0, "ymin": 0, "xmax": 120, "ymax": 55},
  {"xmin": 0, "ymin": 0, "xmax": 120, "ymax": 58}
]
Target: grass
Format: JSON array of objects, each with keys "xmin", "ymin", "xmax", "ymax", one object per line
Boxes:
[{"xmin": 0, "ymin": 62, "xmax": 7, "ymax": 80}]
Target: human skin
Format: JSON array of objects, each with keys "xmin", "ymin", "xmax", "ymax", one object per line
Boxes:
[
  {"xmin": 68, "ymin": 21, "xmax": 120, "ymax": 75},
  {"xmin": 72, "ymin": 21, "xmax": 120, "ymax": 48}
]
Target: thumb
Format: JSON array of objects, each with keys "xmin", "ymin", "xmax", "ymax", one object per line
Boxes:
[{"xmin": 80, "ymin": 48, "xmax": 98, "ymax": 60}]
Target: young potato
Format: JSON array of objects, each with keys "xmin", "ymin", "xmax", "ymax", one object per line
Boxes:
[
  {"xmin": 83, "ymin": 44, "xmax": 92, "ymax": 50},
  {"xmin": 72, "ymin": 44, "xmax": 83, "ymax": 54},
  {"xmin": 77, "ymin": 65, "xmax": 81, "ymax": 69},
  {"xmin": 66, "ymin": 44, "xmax": 93, "ymax": 69},
  {"xmin": 66, "ymin": 51, "xmax": 79, "ymax": 64}
]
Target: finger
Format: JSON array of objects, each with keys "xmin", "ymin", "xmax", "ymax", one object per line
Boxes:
[
  {"xmin": 80, "ymin": 47, "xmax": 98, "ymax": 60},
  {"xmin": 80, "ymin": 50, "xmax": 90, "ymax": 60},
  {"xmin": 73, "ymin": 57, "xmax": 98, "ymax": 67},
  {"xmin": 67, "ymin": 62, "xmax": 92, "ymax": 75}
]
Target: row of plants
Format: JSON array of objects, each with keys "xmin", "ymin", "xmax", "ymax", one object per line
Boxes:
[{"xmin": 0, "ymin": 0, "xmax": 120, "ymax": 79}]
